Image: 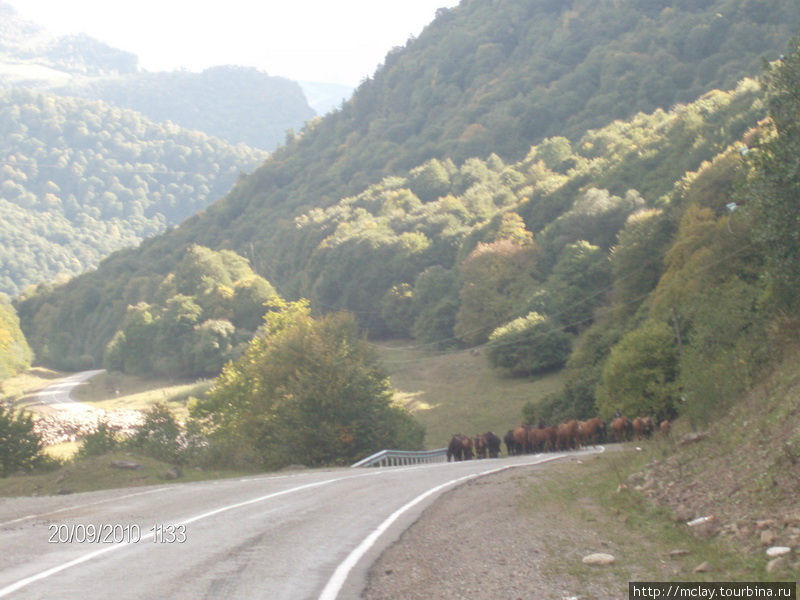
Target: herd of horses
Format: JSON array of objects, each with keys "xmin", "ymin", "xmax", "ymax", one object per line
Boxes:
[{"xmin": 446, "ymin": 415, "xmax": 670, "ymax": 461}]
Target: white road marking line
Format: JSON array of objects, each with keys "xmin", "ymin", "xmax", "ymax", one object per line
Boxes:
[
  {"xmin": 0, "ymin": 448, "xmax": 603, "ymax": 598},
  {"xmin": 318, "ymin": 447, "xmax": 605, "ymax": 600},
  {"xmin": 0, "ymin": 470, "xmax": 384, "ymax": 598},
  {"xmin": 0, "ymin": 465, "xmax": 365, "ymax": 529}
]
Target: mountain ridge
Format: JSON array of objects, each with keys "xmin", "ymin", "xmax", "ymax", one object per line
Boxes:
[{"xmin": 0, "ymin": 1, "xmax": 317, "ymax": 150}]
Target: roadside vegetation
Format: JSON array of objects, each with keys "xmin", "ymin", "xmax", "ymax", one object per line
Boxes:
[
  {"xmin": 0, "ymin": 299, "xmax": 424, "ymax": 487},
  {"xmin": 0, "ymin": 295, "xmax": 33, "ymax": 382}
]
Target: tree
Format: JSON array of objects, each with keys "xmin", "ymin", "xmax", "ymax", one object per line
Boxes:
[
  {"xmin": 544, "ymin": 240, "xmax": 611, "ymax": 329},
  {"xmin": 742, "ymin": 38, "xmax": 800, "ymax": 311},
  {"xmin": 455, "ymin": 237, "xmax": 540, "ymax": 346},
  {"xmin": 102, "ymin": 246, "xmax": 274, "ymax": 378},
  {"xmin": 595, "ymin": 319, "xmax": 679, "ymax": 421},
  {"xmin": 380, "ymin": 283, "xmax": 416, "ymax": 338},
  {"xmin": 189, "ymin": 319, "xmax": 236, "ymax": 376},
  {"xmin": 411, "ymin": 266, "xmax": 460, "ymax": 346},
  {"xmin": 678, "ymin": 278, "xmax": 765, "ymax": 426},
  {"xmin": 0, "ymin": 296, "xmax": 33, "ymax": 382},
  {"xmin": 408, "ymin": 159, "xmax": 452, "ymax": 202},
  {"xmin": 104, "ymin": 303, "xmax": 156, "ymax": 375},
  {"xmin": 193, "ymin": 300, "xmax": 423, "ymax": 469},
  {"xmin": 129, "ymin": 403, "xmax": 183, "ymax": 463},
  {"xmin": 609, "ymin": 209, "xmax": 673, "ymax": 314}
]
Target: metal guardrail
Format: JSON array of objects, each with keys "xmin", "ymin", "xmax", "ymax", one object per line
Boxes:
[{"xmin": 351, "ymin": 448, "xmax": 448, "ymax": 468}]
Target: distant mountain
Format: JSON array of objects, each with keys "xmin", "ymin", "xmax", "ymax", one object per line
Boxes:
[
  {"xmin": 0, "ymin": 2, "xmax": 137, "ymax": 78},
  {"xmin": 0, "ymin": 1, "xmax": 324, "ymax": 295},
  {"xmin": 58, "ymin": 66, "xmax": 316, "ymax": 150},
  {"xmin": 0, "ymin": 2, "xmax": 316, "ymax": 150}
]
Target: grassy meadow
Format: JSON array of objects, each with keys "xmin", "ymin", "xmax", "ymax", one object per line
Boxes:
[{"xmin": 377, "ymin": 341, "xmax": 563, "ymax": 449}]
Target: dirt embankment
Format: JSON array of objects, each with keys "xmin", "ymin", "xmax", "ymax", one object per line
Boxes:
[{"xmin": 363, "ymin": 442, "xmax": 799, "ymax": 599}]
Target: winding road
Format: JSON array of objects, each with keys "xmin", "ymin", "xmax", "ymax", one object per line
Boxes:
[
  {"xmin": 0, "ymin": 448, "xmax": 602, "ymax": 599},
  {"xmin": 33, "ymin": 370, "xmax": 105, "ymax": 412}
]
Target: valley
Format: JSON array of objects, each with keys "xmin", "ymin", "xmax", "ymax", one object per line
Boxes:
[{"xmin": 1, "ymin": 0, "xmax": 800, "ymax": 591}]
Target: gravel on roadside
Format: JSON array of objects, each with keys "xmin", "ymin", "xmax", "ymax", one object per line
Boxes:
[{"xmin": 362, "ymin": 462, "xmax": 622, "ymax": 600}]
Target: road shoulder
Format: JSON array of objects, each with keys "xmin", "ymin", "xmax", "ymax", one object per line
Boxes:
[{"xmin": 363, "ymin": 450, "xmax": 766, "ymax": 600}]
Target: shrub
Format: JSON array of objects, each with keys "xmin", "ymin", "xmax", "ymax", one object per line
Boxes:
[
  {"xmin": 487, "ymin": 312, "xmax": 572, "ymax": 376},
  {"xmin": 77, "ymin": 421, "xmax": 119, "ymax": 458},
  {"xmin": 128, "ymin": 403, "xmax": 183, "ymax": 463},
  {"xmin": 0, "ymin": 403, "xmax": 44, "ymax": 476}
]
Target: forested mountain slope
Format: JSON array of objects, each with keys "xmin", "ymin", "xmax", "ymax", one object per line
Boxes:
[
  {"xmin": 118, "ymin": 0, "xmax": 799, "ymax": 269},
  {"xmin": 0, "ymin": 88, "xmax": 268, "ymax": 296},
  {"xmin": 16, "ymin": 77, "xmax": 765, "ymax": 369},
  {"xmin": 15, "ymin": 0, "xmax": 800, "ymax": 370}
]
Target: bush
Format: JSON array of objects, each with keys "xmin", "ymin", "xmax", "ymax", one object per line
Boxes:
[
  {"xmin": 77, "ymin": 421, "xmax": 119, "ymax": 458},
  {"xmin": 128, "ymin": 403, "xmax": 183, "ymax": 463},
  {"xmin": 487, "ymin": 312, "xmax": 572, "ymax": 376},
  {"xmin": 0, "ymin": 403, "xmax": 44, "ymax": 476}
]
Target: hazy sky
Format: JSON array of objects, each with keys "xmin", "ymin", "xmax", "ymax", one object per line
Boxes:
[{"xmin": 7, "ymin": 0, "xmax": 461, "ymax": 86}]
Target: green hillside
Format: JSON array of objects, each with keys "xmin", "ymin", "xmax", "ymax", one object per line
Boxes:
[
  {"xmin": 15, "ymin": 75, "xmax": 766, "ymax": 369},
  {"xmin": 0, "ymin": 88, "xmax": 268, "ymax": 296},
  {"xmin": 17, "ymin": 0, "xmax": 798, "ymax": 371}
]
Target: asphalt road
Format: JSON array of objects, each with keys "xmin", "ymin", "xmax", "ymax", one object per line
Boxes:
[
  {"xmin": 0, "ymin": 448, "xmax": 602, "ymax": 599},
  {"xmin": 33, "ymin": 370, "xmax": 105, "ymax": 412}
]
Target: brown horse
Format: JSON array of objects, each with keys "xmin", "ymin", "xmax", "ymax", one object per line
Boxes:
[
  {"xmin": 461, "ymin": 435, "xmax": 474, "ymax": 460},
  {"xmin": 542, "ymin": 425, "xmax": 558, "ymax": 452},
  {"xmin": 579, "ymin": 416, "xmax": 606, "ymax": 447},
  {"xmin": 611, "ymin": 416, "xmax": 632, "ymax": 442},
  {"xmin": 504, "ymin": 430, "xmax": 516, "ymax": 455},
  {"xmin": 659, "ymin": 419, "xmax": 671, "ymax": 437},
  {"xmin": 447, "ymin": 434, "xmax": 474, "ymax": 461},
  {"xmin": 556, "ymin": 420, "xmax": 580, "ymax": 450},
  {"xmin": 473, "ymin": 433, "xmax": 488, "ymax": 459},
  {"xmin": 527, "ymin": 427, "xmax": 547, "ymax": 453},
  {"xmin": 632, "ymin": 417, "xmax": 654, "ymax": 440},
  {"xmin": 483, "ymin": 431, "xmax": 501, "ymax": 458},
  {"xmin": 512, "ymin": 424, "xmax": 530, "ymax": 454}
]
